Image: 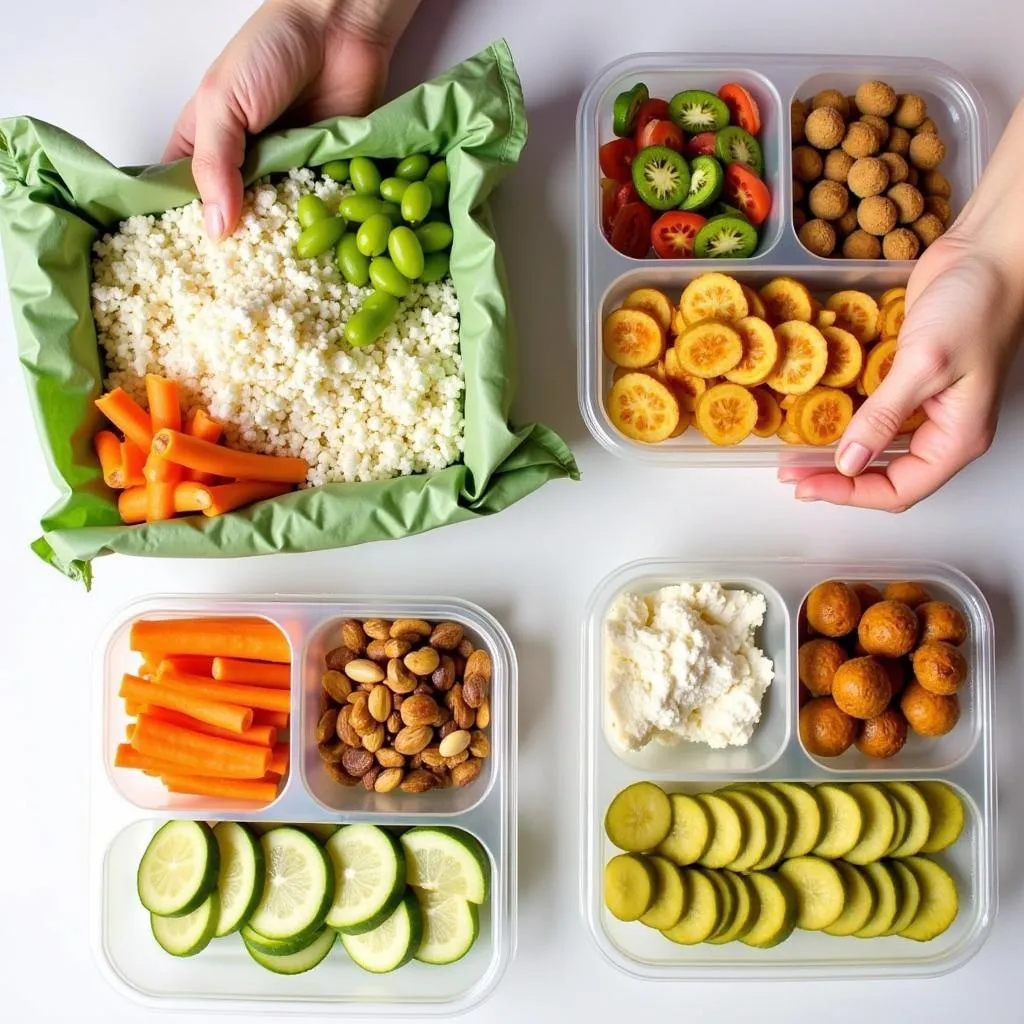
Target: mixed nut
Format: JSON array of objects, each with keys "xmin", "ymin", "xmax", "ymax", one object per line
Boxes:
[{"xmin": 316, "ymin": 617, "xmax": 492, "ymax": 793}]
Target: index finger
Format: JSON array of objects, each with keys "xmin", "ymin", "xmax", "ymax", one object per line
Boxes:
[{"xmin": 163, "ymin": 96, "xmax": 197, "ymax": 163}]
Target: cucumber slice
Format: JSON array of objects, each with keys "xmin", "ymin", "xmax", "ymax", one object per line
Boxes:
[
  {"xmin": 898, "ymin": 856, "xmax": 959, "ymax": 941},
  {"xmin": 885, "ymin": 782, "xmax": 933, "ymax": 858},
  {"xmin": 302, "ymin": 824, "xmax": 341, "ymax": 843},
  {"xmin": 661, "ymin": 868, "xmax": 720, "ymax": 945},
  {"xmin": 401, "ymin": 827, "xmax": 489, "ymax": 904},
  {"xmin": 325, "ymin": 824, "xmax": 406, "ymax": 934},
  {"xmin": 244, "ymin": 926, "xmax": 336, "ymax": 975},
  {"xmin": 812, "ymin": 784, "xmax": 864, "ymax": 859},
  {"xmin": 740, "ymin": 784, "xmax": 793, "ymax": 870},
  {"xmin": 414, "ymin": 890, "xmax": 479, "ymax": 965},
  {"xmin": 240, "ymin": 921, "xmax": 322, "ymax": 957},
  {"xmin": 720, "ymin": 790, "xmax": 770, "ymax": 872},
  {"xmin": 696, "ymin": 793, "xmax": 746, "ymax": 869},
  {"xmin": 656, "ymin": 793, "xmax": 712, "ymax": 866},
  {"xmin": 342, "ymin": 892, "xmax": 423, "ymax": 972},
  {"xmin": 605, "ymin": 782, "xmax": 673, "ymax": 853},
  {"xmin": 854, "ymin": 862, "xmax": 900, "ymax": 937},
  {"xmin": 702, "ymin": 869, "xmax": 737, "ymax": 940},
  {"xmin": 707, "ymin": 872, "xmax": 757, "ymax": 943},
  {"xmin": 916, "ymin": 782, "xmax": 966, "ymax": 854},
  {"xmin": 604, "ymin": 853, "xmax": 656, "ymax": 921},
  {"xmin": 778, "ymin": 856, "xmax": 847, "ymax": 931},
  {"xmin": 212, "ymin": 822, "xmax": 264, "ymax": 937},
  {"xmin": 248, "ymin": 827, "xmax": 333, "ymax": 941},
  {"xmin": 884, "ymin": 783, "xmax": 910, "ymax": 857},
  {"xmin": 823, "ymin": 862, "xmax": 876, "ymax": 936},
  {"xmin": 885, "ymin": 860, "xmax": 923, "ymax": 936},
  {"xmin": 741, "ymin": 872, "xmax": 796, "ymax": 948},
  {"xmin": 639, "ymin": 856, "xmax": 687, "ymax": 930},
  {"xmin": 613, "ymin": 82, "xmax": 649, "ymax": 137},
  {"xmin": 138, "ymin": 820, "xmax": 219, "ymax": 918},
  {"xmin": 770, "ymin": 782, "xmax": 824, "ymax": 858},
  {"xmin": 845, "ymin": 783, "xmax": 897, "ymax": 865},
  {"xmin": 151, "ymin": 892, "xmax": 219, "ymax": 956}
]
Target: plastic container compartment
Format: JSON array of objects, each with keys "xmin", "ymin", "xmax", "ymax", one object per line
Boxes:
[
  {"xmin": 92, "ymin": 595, "xmax": 516, "ymax": 1016},
  {"xmin": 577, "ymin": 54, "xmax": 989, "ymax": 466},
  {"xmin": 580, "ymin": 558, "xmax": 996, "ymax": 980}
]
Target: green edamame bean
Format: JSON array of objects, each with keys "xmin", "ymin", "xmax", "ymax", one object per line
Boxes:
[
  {"xmin": 425, "ymin": 160, "xmax": 449, "ymax": 206},
  {"xmin": 349, "ymin": 156, "xmax": 382, "ymax": 196},
  {"xmin": 395, "ymin": 153, "xmax": 430, "ymax": 181},
  {"xmin": 335, "ymin": 233, "xmax": 370, "ymax": 286},
  {"xmin": 321, "ymin": 160, "xmax": 350, "ymax": 182},
  {"xmin": 295, "ymin": 216, "xmax": 347, "ymax": 259},
  {"xmin": 387, "ymin": 226, "xmax": 425, "ymax": 280},
  {"xmin": 419, "ymin": 251, "xmax": 450, "ymax": 283},
  {"xmin": 379, "ymin": 177, "xmax": 410, "ymax": 203},
  {"xmin": 380, "ymin": 201, "xmax": 401, "ymax": 222},
  {"xmin": 356, "ymin": 214, "xmax": 393, "ymax": 258},
  {"xmin": 400, "ymin": 181, "xmax": 433, "ymax": 225},
  {"xmin": 338, "ymin": 195, "xmax": 386, "ymax": 222},
  {"xmin": 344, "ymin": 290, "xmax": 400, "ymax": 348},
  {"xmin": 368, "ymin": 256, "xmax": 412, "ymax": 297},
  {"xmin": 414, "ymin": 221, "xmax": 454, "ymax": 253},
  {"xmin": 297, "ymin": 194, "xmax": 331, "ymax": 229}
]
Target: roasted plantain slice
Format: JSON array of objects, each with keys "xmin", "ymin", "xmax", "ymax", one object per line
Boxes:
[
  {"xmin": 603, "ymin": 307, "xmax": 665, "ymax": 368},
  {"xmin": 724, "ymin": 316, "xmax": 780, "ymax": 386},
  {"xmin": 819, "ymin": 325, "xmax": 865, "ymax": 388},
  {"xmin": 796, "ymin": 387, "xmax": 854, "ymax": 446},
  {"xmin": 679, "ymin": 272, "xmax": 749, "ymax": 324},
  {"xmin": 622, "ymin": 287, "xmax": 675, "ymax": 335},
  {"xmin": 664, "ymin": 347, "xmax": 708, "ymax": 411},
  {"xmin": 760, "ymin": 276, "xmax": 814, "ymax": 324},
  {"xmin": 607, "ymin": 371, "xmax": 681, "ymax": 442},
  {"xmin": 751, "ymin": 387, "xmax": 784, "ymax": 438},
  {"xmin": 741, "ymin": 283, "xmax": 768, "ymax": 320},
  {"xmin": 825, "ymin": 289, "xmax": 880, "ymax": 343},
  {"xmin": 675, "ymin": 319, "xmax": 745, "ymax": 377},
  {"xmin": 765, "ymin": 321, "xmax": 829, "ymax": 394},
  {"xmin": 694, "ymin": 382, "xmax": 758, "ymax": 445},
  {"xmin": 880, "ymin": 296, "xmax": 906, "ymax": 341},
  {"xmin": 862, "ymin": 338, "xmax": 898, "ymax": 395}
]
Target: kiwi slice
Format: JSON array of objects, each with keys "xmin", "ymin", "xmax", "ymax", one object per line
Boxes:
[
  {"xmin": 631, "ymin": 145, "xmax": 691, "ymax": 210},
  {"xmin": 681, "ymin": 155, "xmax": 725, "ymax": 211},
  {"xmin": 702, "ymin": 868, "xmax": 738, "ymax": 940},
  {"xmin": 719, "ymin": 790, "xmax": 770, "ymax": 872},
  {"xmin": 696, "ymin": 793, "xmax": 746, "ymax": 868},
  {"xmin": 844, "ymin": 783, "xmax": 897, "ymax": 865},
  {"xmin": 715, "ymin": 126, "xmax": 765, "ymax": 177},
  {"xmin": 854, "ymin": 862, "xmax": 900, "ymax": 937},
  {"xmin": 741, "ymin": 872, "xmax": 797, "ymax": 948},
  {"xmin": 604, "ymin": 853, "xmax": 656, "ymax": 921},
  {"xmin": 812, "ymin": 784, "xmax": 864, "ymax": 859},
  {"xmin": 885, "ymin": 860, "xmax": 923, "ymax": 936},
  {"xmin": 613, "ymin": 82, "xmax": 649, "ymax": 137},
  {"xmin": 778, "ymin": 856, "xmax": 848, "ymax": 931},
  {"xmin": 770, "ymin": 782, "xmax": 824, "ymax": 858},
  {"xmin": 739, "ymin": 784, "xmax": 794, "ymax": 870},
  {"xmin": 639, "ymin": 855, "xmax": 688, "ymax": 930},
  {"xmin": 693, "ymin": 215, "xmax": 758, "ymax": 258},
  {"xmin": 669, "ymin": 89, "xmax": 730, "ymax": 133},
  {"xmin": 706, "ymin": 872, "xmax": 757, "ymax": 943},
  {"xmin": 898, "ymin": 856, "xmax": 960, "ymax": 941},
  {"xmin": 884, "ymin": 783, "xmax": 911, "ymax": 857},
  {"xmin": 656, "ymin": 793, "xmax": 712, "ymax": 866},
  {"xmin": 823, "ymin": 862, "xmax": 877, "ymax": 936},
  {"xmin": 916, "ymin": 781, "xmax": 966, "ymax": 853},
  {"xmin": 605, "ymin": 782, "xmax": 672, "ymax": 852},
  {"xmin": 661, "ymin": 868, "xmax": 721, "ymax": 944},
  {"xmin": 885, "ymin": 782, "xmax": 933, "ymax": 858}
]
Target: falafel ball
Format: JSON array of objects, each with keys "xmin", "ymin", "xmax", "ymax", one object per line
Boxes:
[
  {"xmin": 842, "ymin": 121, "xmax": 881, "ymax": 158},
  {"xmin": 917, "ymin": 117, "xmax": 938, "ymax": 134},
  {"xmin": 855, "ymin": 80, "xmax": 898, "ymax": 117},
  {"xmin": 893, "ymin": 93, "xmax": 928, "ymax": 129},
  {"xmin": 805, "ymin": 106, "xmax": 846, "ymax": 149},
  {"xmin": 911, "ymin": 212, "xmax": 946, "ymax": 249},
  {"xmin": 858, "ymin": 195, "xmax": 899, "ymax": 236},
  {"xmin": 922, "ymin": 170, "xmax": 952, "ymax": 197},
  {"xmin": 793, "ymin": 205, "xmax": 808, "ymax": 231},
  {"xmin": 926, "ymin": 195, "xmax": 953, "ymax": 225},
  {"xmin": 823, "ymin": 148, "xmax": 855, "ymax": 183},
  {"xmin": 879, "ymin": 151, "xmax": 910, "ymax": 185},
  {"xmin": 793, "ymin": 145, "xmax": 825, "ymax": 183},
  {"xmin": 799, "ymin": 218, "xmax": 837, "ymax": 257},
  {"xmin": 887, "ymin": 125, "xmax": 912, "ymax": 156},
  {"xmin": 793, "ymin": 179, "xmax": 807, "ymax": 204},
  {"xmin": 812, "ymin": 89, "xmax": 850, "ymax": 118},
  {"xmin": 809, "ymin": 179, "xmax": 850, "ymax": 221},
  {"xmin": 883, "ymin": 228, "xmax": 921, "ymax": 260},
  {"xmin": 847, "ymin": 157, "xmax": 890, "ymax": 198},
  {"xmin": 906, "ymin": 167, "xmax": 921, "ymax": 188},
  {"xmin": 791, "ymin": 100, "xmax": 808, "ymax": 144},
  {"xmin": 909, "ymin": 133, "xmax": 946, "ymax": 170},
  {"xmin": 862, "ymin": 114, "xmax": 891, "ymax": 147},
  {"xmin": 843, "ymin": 229, "xmax": 882, "ymax": 259},
  {"xmin": 836, "ymin": 208, "xmax": 859, "ymax": 236},
  {"xmin": 888, "ymin": 183, "xmax": 925, "ymax": 224}
]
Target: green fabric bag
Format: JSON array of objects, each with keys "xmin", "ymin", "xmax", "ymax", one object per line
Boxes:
[{"xmin": 0, "ymin": 40, "xmax": 577, "ymax": 588}]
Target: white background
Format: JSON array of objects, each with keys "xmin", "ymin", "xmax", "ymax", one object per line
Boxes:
[{"xmin": 2, "ymin": 1, "xmax": 1023, "ymax": 1020}]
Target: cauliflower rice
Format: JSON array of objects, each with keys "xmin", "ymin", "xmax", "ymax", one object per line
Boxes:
[{"xmin": 91, "ymin": 168, "xmax": 464, "ymax": 487}]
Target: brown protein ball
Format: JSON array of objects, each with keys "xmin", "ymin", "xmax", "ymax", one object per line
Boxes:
[
  {"xmin": 847, "ymin": 157, "xmax": 890, "ymax": 198},
  {"xmin": 878, "ymin": 656, "xmax": 907, "ymax": 698},
  {"xmin": 901, "ymin": 680, "xmax": 960, "ymax": 737},
  {"xmin": 823, "ymin": 148, "xmax": 855, "ymax": 183},
  {"xmin": 858, "ymin": 195, "xmax": 899, "ymax": 236},
  {"xmin": 889, "ymin": 183, "xmax": 925, "ymax": 223},
  {"xmin": 809, "ymin": 179, "xmax": 850, "ymax": 220},
  {"xmin": 893, "ymin": 93, "xmax": 928, "ymax": 129},
  {"xmin": 887, "ymin": 125, "xmax": 912, "ymax": 156},
  {"xmin": 856, "ymin": 707, "xmax": 909, "ymax": 759},
  {"xmin": 793, "ymin": 145, "xmax": 825, "ymax": 183},
  {"xmin": 912, "ymin": 641, "xmax": 968, "ymax": 696},
  {"xmin": 883, "ymin": 228, "xmax": 921, "ymax": 261},
  {"xmin": 916, "ymin": 117, "xmax": 938, "ymax": 134},
  {"xmin": 812, "ymin": 88, "xmax": 850, "ymax": 118},
  {"xmin": 799, "ymin": 638, "xmax": 849, "ymax": 696},
  {"xmin": 799, "ymin": 218, "xmax": 837, "ymax": 257},
  {"xmin": 922, "ymin": 170, "xmax": 952, "ymax": 197},
  {"xmin": 858, "ymin": 599, "xmax": 920, "ymax": 657},
  {"xmin": 792, "ymin": 179, "xmax": 807, "ymax": 204},
  {"xmin": 916, "ymin": 601, "xmax": 969, "ymax": 645},
  {"xmin": 836, "ymin": 208, "xmax": 859, "ymax": 236},
  {"xmin": 793, "ymin": 206, "xmax": 809, "ymax": 231},
  {"xmin": 884, "ymin": 581, "xmax": 932, "ymax": 607},
  {"xmin": 851, "ymin": 582, "xmax": 884, "ymax": 612},
  {"xmin": 843, "ymin": 229, "xmax": 882, "ymax": 259},
  {"xmin": 855, "ymin": 80, "xmax": 898, "ymax": 117},
  {"xmin": 909, "ymin": 132, "xmax": 946, "ymax": 170},
  {"xmin": 879, "ymin": 151, "xmax": 909, "ymax": 184},
  {"xmin": 925, "ymin": 195, "xmax": 953, "ymax": 225},
  {"xmin": 791, "ymin": 100, "xmax": 808, "ymax": 144},
  {"xmin": 806, "ymin": 580, "xmax": 861, "ymax": 637},
  {"xmin": 800, "ymin": 697, "xmax": 859, "ymax": 757},
  {"xmin": 843, "ymin": 121, "xmax": 881, "ymax": 158},
  {"xmin": 906, "ymin": 167, "xmax": 921, "ymax": 188},
  {"xmin": 911, "ymin": 213, "xmax": 945, "ymax": 249},
  {"xmin": 832, "ymin": 657, "xmax": 893, "ymax": 719},
  {"xmin": 861, "ymin": 114, "xmax": 891, "ymax": 147},
  {"xmin": 805, "ymin": 106, "xmax": 847, "ymax": 149}
]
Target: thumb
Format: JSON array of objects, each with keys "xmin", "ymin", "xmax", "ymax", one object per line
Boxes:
[{"xmin": 190, "ymin": 85, "xmax": 248, "ymax": 239}]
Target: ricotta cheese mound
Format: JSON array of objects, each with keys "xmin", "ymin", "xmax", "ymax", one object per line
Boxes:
[{"xmin": 604, "ymin": 582, "xmax": 774, "ymax": 750}]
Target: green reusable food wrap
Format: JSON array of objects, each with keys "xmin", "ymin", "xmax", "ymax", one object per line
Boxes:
[{"xmin": 0, "ymin": 41, "xmax": 577, "ymax": 587}]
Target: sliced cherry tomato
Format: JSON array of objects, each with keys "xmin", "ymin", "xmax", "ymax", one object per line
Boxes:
[
  {"xmin": 650, "ymin": 211, "xmax": 706, "ymax": 259},
  {"xmin": 609, "ymin": 202, "xmax": 654, "ymax": 258},
  {"xmin": 633, "ymin": 97, "xmax": 670, "ymax": 138},
  {"xmin": 687, "ymin": 132, "xmax": 717, "ymax": 157},
  {"xmin": 724, "ymin": 163, "xmax": 772, "ymax": 226},
  {"xmin": 636, "ymin": 118, "xmax": 685, "ymax": 153},
  {"xmin": 599, "ymin": 138, "xmax": 636, "ymax": 182},
  {"xmin": 600, "ymin": 177, "xmax": 618, "ymax": 236},
  {"xmin": 718, "ymin": 83, "xmax": 761, "ymax": 135},
  {"xmin": 614, "ymin": 181, "xmax": 639, "ymax": 211}
]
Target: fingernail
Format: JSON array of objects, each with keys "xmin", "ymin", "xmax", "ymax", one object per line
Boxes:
[
  {"xmin": 797, "ymin": 494, "xmax": 819, "ymax": 502},
  {"xmin": 204, "ymin": 203, "xmax": 224, "ymax": 240},
  {"xmin": 837, "ymin": 441, "xmax": 871, "ymax": 477},
  {"xmin": 778, "ymin": 469, "xmax": 798, "ymax": 483}
]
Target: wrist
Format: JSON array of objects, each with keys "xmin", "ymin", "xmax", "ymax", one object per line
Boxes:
[{"xmin": 333, "ymin": 0, "xmax": 421, "ymax": 52}]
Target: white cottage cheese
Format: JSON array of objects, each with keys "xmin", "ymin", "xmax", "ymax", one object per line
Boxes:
[{"xmin": 604, "ymin": 582, "xmax": 774, "ymax": 750}]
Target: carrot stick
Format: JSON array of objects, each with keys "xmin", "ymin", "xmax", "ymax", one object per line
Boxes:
[
  {"xmin": 160, "ymin": 773, "xmax": 279, "ymax": 804},
  {"xmin": 212, "ymin": 657, "xmax": 290, "ymax": 689},
  {"xmin": 253, "ymin": 709, "xmax": 290, "ymax": 729},
  {"xmin": 119, "ymin": 483, "xmax": 208, "ymax": 523},
  {"xmin": 120, "ymin": 440, "xmax": 147, "ymax": 487},
  {"xmin": 115, "ymin": 743, "xmax": 267, "ymax": 780},
  {"xmin": 141, "ymin": 704, "xmax": 277, "ymax": 747},
  {"xmin": 145, "ymin": 451, "xmax": 184, "ymax": 486},
  {"xmin": 120, "ymin": 674, "xmax": 253, "ymax": 733},
  {"xmin": 186, "ymin": 409, "xmax": 224, "ymax": 484},
  {"xmin": 173, "ymin": 481, "xmax": 211, "ymax": 511},
  {"xmin": 269, "ymin": 744, "xmax": 289, "ymax": 776},
  {"xmin": 131, "ymin": 714, "xmax": 271, "ymax": 778},
  {"xmin": 156, "ymin": 654, "xmax": 215, "ymax": 677},
  {"xmin": 124, "ymin": 700, "xmax": 145, "ymax": 715},
  {"xmin": 152, "ymin": 429, "xmax": 308, "ymax": 484},
  {"xmin": 195, "ymin": 480, "xmax": 293, "ymax": 516},
  {"xmin": 158, "ymin": 671, "xmax": 292, "ymax": 713},
  {"xmin": 95, "ymin": 388, "xmax": 152, "ymax": 451},
  {"xmin": 129, "ymin": 617, "xmax": 291, "ymax": 663},
  {"xmin": 145, "ymin": 481, "xmax": 176, "ymax": 523},
  {"xmin": 146, "ymin": 374, "xmax": 182, "ymax": 433},
  {"xmin": 94, "ymin": 431, "xmax": 123, "ymax": 488},
  {"xmin": 126, "ymin": 723, "xmax": 135, "ymax": 740}
]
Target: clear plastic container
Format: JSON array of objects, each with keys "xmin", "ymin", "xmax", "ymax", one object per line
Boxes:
[
  {"xmin": 580, "ymin": 558, "xmax": 996, "ymax": 980},
  {"xmin": 576, "ymin": 54, "xmax": 989, "ymax": 466},
  {"xmin": 91, "ymin": 595, "xmax": 516, "ymax": 1015}
]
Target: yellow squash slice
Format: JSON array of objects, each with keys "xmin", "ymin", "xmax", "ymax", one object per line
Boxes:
[
  {"xmin": 622, "ymin": 288, "xmax": 674, "ymax": 335},
  {"xmin": 760, "ymin": 276, "xmax": 814, "ymax": 324},
  {"xmin": 603, "ymin": 308, "xmax": 665, "ymax": 368},
  {"xmin": 694, "ymin": 382, "xmax": 758, "ymax": 445},
  {"xmin": 879, "ymin": 287, "xmax": 907, "ymax": 308},
  {"xmin": 607, "ymin": 372, "xmax": 680, "ymax": 442},
  {"xmin": 765, "ymin": 321, "xmax": 829, "ymax": 394},
  {"xmin": 777, "ymin": 420, "xmax": 805, "ymax": 445},
  {"xmin": 668, "ymin": 407, "xmax": 691, "ymax": 438},
  {"xmin": 679, "ymin": 272, "xmax": 748, "ymax": 324},
  {"xmin": 880, "ymin": 297, "xmax": 906, "ymax": 341},
  {"xmin": 815, "ymin": 309, "xmax": 838, "ymax": 329},
  {"xmin": 675, "ymin": 319, "xmax": 744, "ymax": 378},
  {"xmin": 825, "ymin": 290, "xmax": 880, "ymax": 343},
  {"xmin": 819, "ymin": 326, "xmax": 865, "ymax": 388},
  {"xmin": 779, "ymin": 394, "xmax": 800, "ymax": 410},
  {"xmin": 796, "ymin": 387, "xmax": 854, "ymax": 446},
  {"xmin": 751, "ymin": 387, "xmax": 783, "ymax": 437},
  {"xmin": 670, "ymin": 306, "xmax": 688, "ymax": 337},
  {"xmin": 724, "ymin": 316, "xmax": 780, "ymax": 386},
  {"xmin": 862, "ymin": 338, "xmax": 898, "ymax": 395},
  {"xmin": 664, "ymin": 348, "xmax": 707, "ymax": 411},
  {"xmin": 741, "ymin": 284, "xmax": 768, "ymax": 320}
]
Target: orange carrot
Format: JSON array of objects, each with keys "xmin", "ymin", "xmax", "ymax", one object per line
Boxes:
[
  {"xmin": 195, "ymin": 480, "xmax": 293, "ymax": 516},
  {"xmin": 158, "ymin": 671, "xmax": 291, "ymax": 713},
  {"xmin": 96, "ymin": 388, "xmax": 152, "ymax": 451},
  {"xmin": 269, "ymin": 744, "xmax": 289, "ymax": 776},
  {"xmin": 186, "ymin": 408, "xmax": 224, "ymax": 485},
  {"xmin": 145, "ymin": 450, "xmax": 184, "ymax": 486},
  {"xmin": 140, "ymin": 705, "xmax": 277, "ymax": 747},
  {"xmin": 94, "ymin": 431, "xmax": 123, "ymax": 487},
  {"xmin": 115, "ymin": 743, "xmax": 267, "ymax": 780},
  {"xmin": 126, "ymin": 723, "xmax": 136, "ymax": 741},
  {"xmin": 120, "ymin": 440, "xmax": 147, "ymax": 487},
  {"xmin": 120, "ymin": 674, "xmax": 252, "ymax": 733},
  {"xmin": 145, "ymin": 481, "xmax": 176, "ymax": 522},
  {"xmin": 152, "ymin": 429, "xmax": 308, "ymax": 484},
  {"xmin": 253, "ymin": 709, "xmax": 290, "ymax": 729},
  {"xmin": 131, "ymin": 714, "xmax": 271, "ymax": 778},
  {"xmin": 146, "ymin": 375, "xmax": 182, "ymax": 433},
  {"xmin": 212, "ymin": 657, "xmax": 290, "ymax": 689},
  {"xmin": 119, "ymin": 483, "xmax": 208, "ymax": 523},
  {"xmin": 124, "ymin": 699, "xmax": 145, "ymax": 715},
  {"xmin": 129, "ymin": 617, "xmax": 291, "ymax": 663},
  {"xmin": 173, "ymin": 481, "xmax": 211, "ymax": 511},
  {"xmin": 156, "ymin": 654, "xmax": 214, "ymax": 677},
  {"xmin": 160, "ymin": 773, "xmax": 279, "ymax": 803}
]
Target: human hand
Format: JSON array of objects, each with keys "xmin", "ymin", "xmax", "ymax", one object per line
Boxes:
[{"xmin": 164, "ymin": 0, "xmax": 421, "ymax": 239}]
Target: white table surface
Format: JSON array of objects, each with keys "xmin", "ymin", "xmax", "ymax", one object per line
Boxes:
[{"xmin": 2, "ymin": 1, "xmax": 1023, "ymax": 1020}]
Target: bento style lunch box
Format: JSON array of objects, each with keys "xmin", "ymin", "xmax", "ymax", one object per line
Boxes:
[{"xmin": 90, "ymin": 596, "xmax": 516, "ymax": 1016}]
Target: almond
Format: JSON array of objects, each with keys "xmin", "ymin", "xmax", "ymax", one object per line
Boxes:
[
  {"xmin": 363, "ymin": 618, "xmax": 392, "ymax": 641},
  {"xmin": 374, "ymin": 767, "xmax": 404, "ymax": 793},
  {"xmin": 458, "ymin": 638, "xmax": 475, "ymax": 659},
  {"xmin": 318, "ymin": 739, "xmax": 347, "ymax": 764},
  {"xmin": 386, "ymin": 711, "xmax": 403, "ymax": 734},
  {"xmin": 342, "ymin": 747, "xmax": 375, "ymax": 777},
  {"xmin": 405, "ymin": 647, "xmax": 440, "ymax": 677},
  {"xmin": 475, "ymin": 699, "xmax": 491, "ymax": 730},
  {"xmin": 337, "ymin": 706, "xmax": 362, "ymax": 747},
  {"xmin": 429, "ymin": 621, "xmax": 464, "ymax": 650},
  {"xmin": 384, "ymin": 638, "xmax": 412, "ymax": 659},
  {"xmin": 452, "ymin": 758, "xmax": 482, "ymax": 787},
  {"xmin": 445, "ymin": 750, "xmax": 470, "ymax": 768},
  {"xmin": 349, "ymin": 694, "xmax": 377, "ymax": 736},
  {"xmin": 421, "ymin": 746, "xmax": 446, "ymax": 768},
  {"xmin": 430, "ymin": 767, "xmax": 453, "ymax": 788},
  {"xmin": 362, "ymin": 724, "xmax": 386, "ymax": 753},
  {"xmin": 462, "ymin": 676, "xmax": 489, "ymax": 709},
  {"xmin": 340, "ymin": 618, "xmax": 367, "ymax": 653},
  {"xmin": 376, "ymin": 748, "xmax": 406, "ymax": 769},
  {"xmin": 439, "ymin": 720, "xmax": 458, "ymax": 739},
  {"xmin": 315, "ymin": 708, "xmax": 339, "ymax": 745},
  {"xmin": 465, "ymin": 649, "xmax": 493, "ymax": 685},
  {"xmin": 386, "ymin": 657, "xmax": 418, "ymax": 694},
  {"xmin": 431, "ymin": 655, "xmax": 456, "ymax": 692},
  {"xmin": 401, "ymin": 693, "xmax": 441, "ymax": 728},
  {"xmin": 365, "ymin": 638, "xmax": 389, "ymax": 662},
  {"xmin": 400, "ymin": 769, "xmax": 438, "ymax": 793},
  {"xmin": 325, "ymin": 646, "xmax": 356, "ymax": 672},
  {"xmin": 469, "ymin": 730, "xmax": 491, "ymax": 758},
  {"xmin": 448, "ymin": 684, "xmax": 475, "ymax": 731},
  {"xmin": 319, "ymin": 690, "xmax": 335, "ymax": 716},
  {"xmin": 368, "ymin": 684, "xmax": 392, "ymax": 723},
  {"xmin": 413, "ymin": 683, "xmax": 435, "ymax": 697},
  {"xmin": 324, "ymin": 761, "xmax": 360, "ymax": 786},
  {"xmin": 321, "ymin": 669, "xmax": 352, "ymax": 703},
  {"xmin": 391, "ymin": 618, "xmax": 433, "ymax": 641},
  {"xmin": 362, "ymin": 765, "xmax": 383, "ymax": 791},
  {"xmin": 394, "ymin": 725, "xmax": 434, "ymax": 756},
  {"xmin": 344, "ymin": 658, "xmax": 386, "ymax": 684},
  {"xmin": 409, "ymin": 752, "xmax": 424, "ymax": 770},
  {"xmin": 438, "ymin": 729, "xmax": 472, "ymax": 759}
]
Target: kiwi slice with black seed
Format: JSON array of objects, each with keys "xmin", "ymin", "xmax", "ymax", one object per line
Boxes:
[
  {"xmin": 669, "ymin": 89, "xmax": 730, "ymax": 133},
  {"xmin": 681, "ymin": 155, "xmax": 725, "ymax": 211},
  {"xmin": 631, "ymin": 145, "xmax": 691, "ymax": 210},
  {"xmin": 613, "ymin": 82, "xmax": 649, "ymax": 137},
  {"xmin": 694, "ymin": 214, "xmax": 758, "ymax": 258},
  {"xmin": 715, "ymin": 127, "xmax": 764, "ymax": 176}
]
